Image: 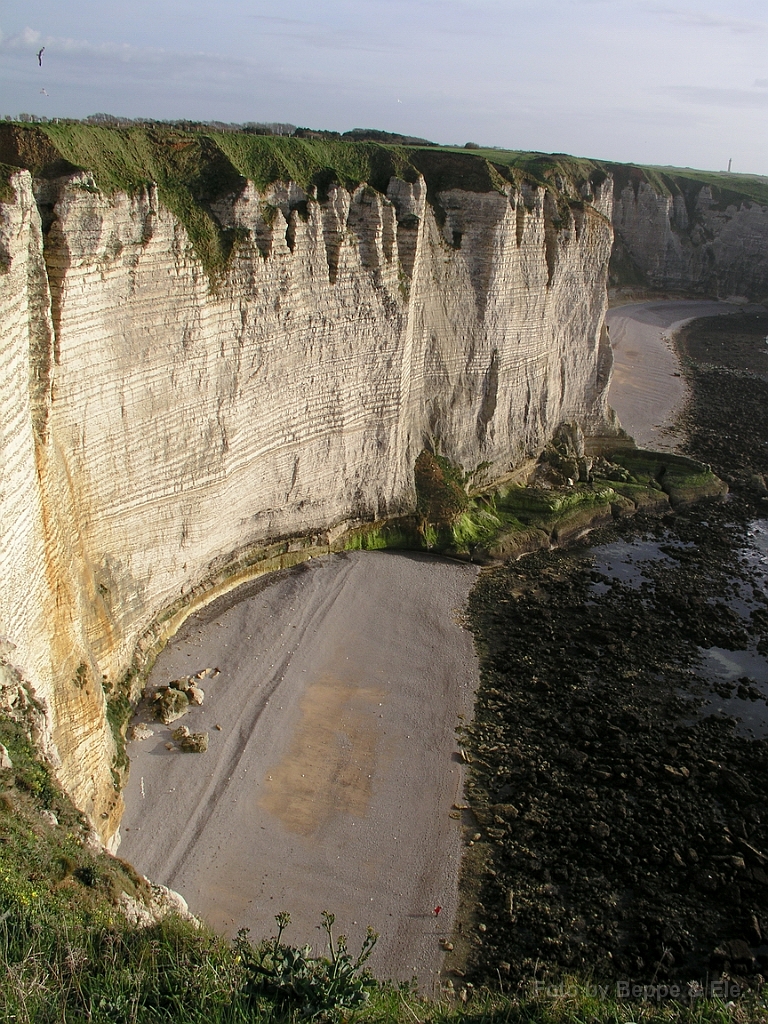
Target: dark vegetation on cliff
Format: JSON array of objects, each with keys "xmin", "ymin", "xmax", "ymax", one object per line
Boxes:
[
  {"xmin": 606, "ymin": 162, "xmax": 768, "ymax": 216},
  {"xmin": 0, "ymin": 121, "xmax": 596, "ymax": 280}
]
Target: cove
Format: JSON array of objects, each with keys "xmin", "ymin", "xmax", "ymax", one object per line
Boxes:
[{"xmin": 120, "ymin": 550, "xmax": 479, "ymax": 991}]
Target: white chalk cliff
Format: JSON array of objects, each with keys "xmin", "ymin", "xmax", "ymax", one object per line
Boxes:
[
  {"xmin": 0, "ymin": 159, "xmax": 614, "ymax": 844},
  {"xmin": 611, "ymin": 173, "xmax": 768, "ymax": 301}
]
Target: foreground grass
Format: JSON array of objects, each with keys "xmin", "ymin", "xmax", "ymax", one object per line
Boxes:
[
  {"xmin": 3, "ymin": 630, "xmax": 766, "ymax": 1021},
  {"xmin": 4, "ymin": 899, "xmax": 766, "ymax": 1023},
  {"xmin": 4, "ymin": 904, "xmax": 766, "ymax": 1023}
]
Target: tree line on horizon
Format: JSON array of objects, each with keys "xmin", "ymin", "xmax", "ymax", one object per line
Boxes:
[{"xmin": 2, "ymin": 111, "xmax": 439, "ymax": 147}]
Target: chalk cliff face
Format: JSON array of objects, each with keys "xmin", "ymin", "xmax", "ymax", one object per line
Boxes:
[
  {"xmin": 0, "ymin": 158, "xmax": 614, "ymax": 844},
  {"xmin": 0, "ymin": 172, "xmax": 125, "ymax": 838},
  {"xmin": 611, "ymin": 173, "xmax": 768, "ymax": 302}
]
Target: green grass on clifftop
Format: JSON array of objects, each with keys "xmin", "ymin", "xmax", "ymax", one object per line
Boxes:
[
  {"xmin": 430, "ymin": 147, "xmax": 768, "ymax": 208},
  {"xmin": 605, "ymin": 160, "xmax": 768, "ymax": 210},
  {"xmin": 3, "ymin": 122, "xmax": 766, "ymax": 282},
  {"xmin": 0, "ymin": 124, "xmax": 615, "ymax": 279}
]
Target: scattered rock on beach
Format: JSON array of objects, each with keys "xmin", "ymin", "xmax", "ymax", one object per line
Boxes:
[
  {"xmin": 129, "ymin": 723, "xmax": 154, "ymax": 741},
  {"xmin": 152, "ymin": 671, "xmax": 209, "ymax": 722},
  {"xmin": 465, "ymin": 495, "xmax": 768, "ymax": 989},
  {"xmin": 154, "ymin": 687, "xmax": 190, "ymax": 724},
  {"xmin": 171, "ymin": 724, "xmax": 209, "ymax": 753}
]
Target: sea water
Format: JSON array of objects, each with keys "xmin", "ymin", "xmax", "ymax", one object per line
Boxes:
[{"xmin": 586, "ymin": 521, "xmax": 768, "ymax": 739}]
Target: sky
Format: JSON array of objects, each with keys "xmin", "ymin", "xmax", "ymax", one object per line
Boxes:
[{"xmin": 1, "ymin": 0, "xmax": 766, "ymax": 175}]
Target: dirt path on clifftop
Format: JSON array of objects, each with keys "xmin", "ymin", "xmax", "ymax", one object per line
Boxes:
[{"xmin": 119, "ymin": 551, "xmax": 479, "ymax": 991}]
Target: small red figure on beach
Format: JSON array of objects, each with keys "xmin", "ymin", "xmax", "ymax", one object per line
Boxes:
[{"xmin": 433, "ymin": 905, "xmax": 442, "ymax": 916}]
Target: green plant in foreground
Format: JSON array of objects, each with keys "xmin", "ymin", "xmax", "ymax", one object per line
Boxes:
[
  {"xmin": 4, "ymin": 708, "xmax": 767, "ymax": 1023},
  {"xmin": 235, "ymin": 911, "xmax": 378, "ymax": 1021}
]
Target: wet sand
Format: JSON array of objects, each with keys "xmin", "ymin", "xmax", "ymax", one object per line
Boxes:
[
  {"xmin": 605, "ymin": 300, "xmax": 761, "ymax": 450},
  {"xmin": 120, "ymin": 550, "xmax": 479, "ymax": 990}
]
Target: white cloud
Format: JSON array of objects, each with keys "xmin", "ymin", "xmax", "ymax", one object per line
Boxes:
[
  {"xmin": 1, "ymin": 28, "xmax": 158, "ymax": 63},
  {"xmin": 643, "ymin": 5, "xmax": 766, "ymax": 33},
  {"xmin": 21, "ymin": 27, "xmax": 41, "ymax": 46},
  {"xmin": 667, "ymin": 85, "xmax": 768, "ymax": 108}
]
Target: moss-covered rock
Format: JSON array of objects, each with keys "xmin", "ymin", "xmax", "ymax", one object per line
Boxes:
[
  {"xmin": 153, "ymin": 687, "xmax": 190, "ymax": 725},
  {"xmin": 171, "ymin": 724, "xmax": 209, "ymax": 753}
]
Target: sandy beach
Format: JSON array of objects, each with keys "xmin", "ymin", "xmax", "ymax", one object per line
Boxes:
[
  {"xmin": 119, "ymin": 550, "xmax": 479, "ymax": 990},
  {"xmin": 605, "ymin": 299, "xmax": 761, "ymax": 449}
]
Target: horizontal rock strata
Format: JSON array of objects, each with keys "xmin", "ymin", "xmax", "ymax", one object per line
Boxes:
[{"xmin": 1, "ymin": 158, "xmax": 614, "ymax": 843}]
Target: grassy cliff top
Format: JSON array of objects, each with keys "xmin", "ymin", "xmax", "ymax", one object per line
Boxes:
[
  {"xmin": 0, "ymin": 122, "xmax": 609, "ymax": 198},
  {"xmin": 0, "ymin": 123, "xmax": 611, "ymax": 279},
  {"xmin": 1, "ymin": 123, "xmax": 766, "ymax": 279},
  {"xmin": 3, "ymin": 121, "xmax": 766, "ymax": 211},
  {"xmin": 604, "ymin": 159, "xmax": 768, "ymax": 211},
  {"xmin": 430, "ymin": 145, "xmax": 768, "ymax": 208}
]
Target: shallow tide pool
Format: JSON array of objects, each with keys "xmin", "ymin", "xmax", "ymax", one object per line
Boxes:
[{"xmin": 587, "ymin": 521, "xmax": 768, "ymax": 739}]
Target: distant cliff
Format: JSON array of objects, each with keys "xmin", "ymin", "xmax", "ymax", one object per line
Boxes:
[
  {"xmin": 609, "ymin": 163, "xmax": 768, "ymax": 302},
  {"xmin": 0, "ymin": 127, "xmax": 615, "ymax": 845}
]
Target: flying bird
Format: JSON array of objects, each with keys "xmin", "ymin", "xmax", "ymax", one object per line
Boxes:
[
  {"xmin": 40, "ymin": 88, "xmax": 48, "ymax": 96},
  {"xmin": 37, "ymin": 47, "xmax": 45, "ymax": 67}
]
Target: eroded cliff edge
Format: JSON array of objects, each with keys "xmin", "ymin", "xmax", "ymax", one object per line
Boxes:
[
  {"xmin": 609, "ymin": 163, "xmax": 768, "ymax": 301},
  {"xmin": 0, "ymin": 129, "xmax": 617, "ymax": 845}
]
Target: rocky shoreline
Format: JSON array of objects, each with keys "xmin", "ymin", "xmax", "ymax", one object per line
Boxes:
[{"xmin": 454, "ymin": 311, "xmax": 768, "ymax": 992}]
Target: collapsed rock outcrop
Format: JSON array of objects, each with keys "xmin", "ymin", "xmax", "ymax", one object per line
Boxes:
[
  {"xmin": 151, "ymin": 674, "xmax": 207, "ymax": 723},
  {"xmin": 119, "ymin": 881, "xmax": 201, "ymax": 928}
]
